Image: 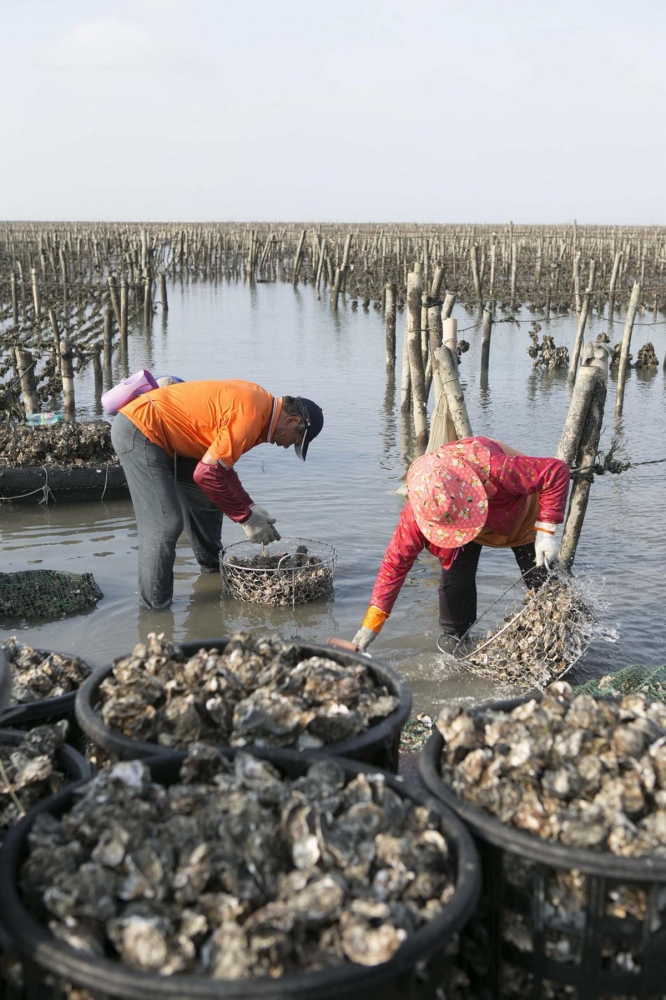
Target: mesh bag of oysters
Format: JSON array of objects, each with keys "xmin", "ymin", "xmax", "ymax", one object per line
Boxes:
[
  {"xmin": 0, "ymin": 570, "xmax": 103, "ymax": 622},
  {"xmin": 3, "ymin": 746, "xmax": 477, "ymax": 990},
  {"xmin": 457, "ymin": 568, "xmax": 614, "ymax": 691},
  {"xmin": 219, "ymin": 537, "xmax": 337, "ymax": 606}
]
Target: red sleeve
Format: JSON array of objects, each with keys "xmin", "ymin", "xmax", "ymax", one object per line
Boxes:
[
  {"xmin": 490, "ymin": 454, "xmax": 570, "ymax": 524},
  {"xmin": 369, "ymin": 505, "xmax": 427, "ymax": 615},
  {"xmin": 192, "ymin": 462, "xmax": 253, "ymax": 522}
]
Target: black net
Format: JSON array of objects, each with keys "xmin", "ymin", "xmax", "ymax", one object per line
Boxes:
[{"xmin": 0, "ymin": 570, "xmax": 103, "ymax": 622}]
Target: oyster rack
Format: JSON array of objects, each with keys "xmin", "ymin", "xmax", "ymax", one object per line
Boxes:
[{"xmin": 219, "ymin": 536, "xmax": 337, "ymax": 606}]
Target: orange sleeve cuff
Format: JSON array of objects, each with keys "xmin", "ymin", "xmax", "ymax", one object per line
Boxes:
[{"xmin": 362, "ymin": 606, "xmax": 390, "ymax": 632}]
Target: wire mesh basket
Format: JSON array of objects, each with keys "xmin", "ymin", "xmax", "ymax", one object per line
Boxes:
[{"xmin": 219, "ymin": 537, "xmax": 337, "ymax": 606}]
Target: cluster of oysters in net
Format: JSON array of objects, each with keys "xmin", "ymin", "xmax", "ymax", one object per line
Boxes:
[
  {"xmin": 20, "ymin": 747, "xmax": 455, "ymax": 977},
  {"xmin": 221, "ymin": 545, "xmax": 334, "ymax": 606},
  {"xmin": 0, "ymin": 421, "xmax": 117, "ymax": 468},
  {"xmin": 0, "ymin": 723, "xmax": 72, "ymax": 840},
  {"xmin": 2, "ymin": 637, "xmax": 91, "ymax": 704},
  {"xmin": 438, "ymin": 681, "xmax": 666, "ymax": 857},
  {"xmin": 460, "ymin": 578, "xmax": 597, "ymax": 690},
  {"xmin": 99, "ymin": 632, "xmax": 398, "ymax": 750}
]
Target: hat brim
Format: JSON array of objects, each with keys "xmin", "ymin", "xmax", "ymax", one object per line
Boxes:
[
  {"xmin": 295, "ymin": 430, "xmax": 310, "ymax": 462},
  {"xmin": 408, "ymin": 464, "xmax": 489, "ymax": 547}
]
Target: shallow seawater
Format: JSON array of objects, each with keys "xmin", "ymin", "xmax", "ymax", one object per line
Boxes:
[{"xmin": 1, "ymin": 278, "xmax": 665, "ymax": 716}]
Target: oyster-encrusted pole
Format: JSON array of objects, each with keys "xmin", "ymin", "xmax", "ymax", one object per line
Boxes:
[
  {"xmin": 406, "ymin": 267, "xmax": 428, "ymax": 451},
  {"xmin": 558, "ymin": 343, "xmax": 609, "ymax": 570},
  {"xmin": 614, "ymin": 280, "xmax": 642, "ymax": 418}
]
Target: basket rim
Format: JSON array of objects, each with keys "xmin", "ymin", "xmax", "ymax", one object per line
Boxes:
[
  {"xmin": 419, "ymin": 694, "xmax": 666, "ymax": 879},
  {"xmin": 220, "ymin": 536, "xmax": 337, "ymax": 571},
  {"xmin": 0, "ymin": 748, "xmax": 480, "ymax": 999},
  {"xmin": 75, "ymin": 638, "xmax": 412, "ymax": 762}
]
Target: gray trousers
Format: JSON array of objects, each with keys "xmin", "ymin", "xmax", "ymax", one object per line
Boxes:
[{"xmin": 111, "ymin": 413, "xmax": 223, "ymax": 610}]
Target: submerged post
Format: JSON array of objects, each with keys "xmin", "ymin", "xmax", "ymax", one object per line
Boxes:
[
  {"xmin": 15, "ymin": 348, "xmax": 39, "ymax": 414},
  {"xmin": 480, "ymin": 309, "xmax": 493, "ymax": 371},
  {"xmin": 406, "ymin": 268, "xmax": 428, "ymax": 449},
  {"xmin": 614, "ymin": 280, "xmax": 642, "ymax": 418},
  {"xmin": 385, "ymin": 282, "xmax": 397, "ymax": 369}
]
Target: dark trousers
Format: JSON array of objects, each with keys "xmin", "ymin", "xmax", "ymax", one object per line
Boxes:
[
  {"xmin": 111, "ymin": 413, "xmax": 223, "ymax": 610},
  {"xmin": 438, "ymin": 541, "xmax": 547, "ymax": 638}
]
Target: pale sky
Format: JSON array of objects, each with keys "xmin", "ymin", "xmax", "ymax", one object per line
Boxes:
[{"xmin": 1, "ymin": 0, "xmax": 664, "ymax": 224}]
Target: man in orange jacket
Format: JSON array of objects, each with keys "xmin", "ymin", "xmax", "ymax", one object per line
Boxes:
[
  {"xmin": 353, "ymin": 436, "xmax": 569, "ymax": 653},
  {"xmin": 111, "ymin": 379, "xmax": 323, "ymax": 610}
]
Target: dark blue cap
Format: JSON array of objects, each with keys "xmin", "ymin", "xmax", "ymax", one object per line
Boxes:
[{"xmin": 294, "ymin": 397, "xmax": 324, "ymax": 461}]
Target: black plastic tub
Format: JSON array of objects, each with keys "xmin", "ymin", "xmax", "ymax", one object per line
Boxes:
[
  {"xmin": 0, "ymin": 463, "xmax": 128, "ymax": 504},
  {"xmin": 420, "ymin": 696, "xmax": 666, "ymax": 1000},
  {"xmin": 0, "ymin": 642, "xmax": 95, "ymax": 730},
  {"xmin": 0, "ymin": 747, "xmax": 480, "ymax": 1000},
  {"xmin": 0, "ymin": 727, "xmax": 92, "ymax": 956},
  {"xmin": 75, "ymin": 637, "xmax": 412, "ymax": 772}
]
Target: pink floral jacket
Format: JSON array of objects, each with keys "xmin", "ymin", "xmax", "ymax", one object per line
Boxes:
[{"xmin": 366, "ymin": 437, "xmax": 569, "ymax": 622}]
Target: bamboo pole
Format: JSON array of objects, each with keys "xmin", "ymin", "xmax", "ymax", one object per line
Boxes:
[
  {"xmin": 60, "ymin": 333, "xmax": 76, "ymax": 421},
  {"xmin": 15, "ymin": 348, "xmax": 39, "ymax": 414},
  {"xmin": 107, "ymin": 275, "xmax": 122, "ymax": 330},
  {"xmin": 330, "ymin": 233, "xmax": 352, "ymax": 310},
  {"xmin": 92, "ymin": 349, "xmax": 103, "ymax": 410},
  {"xmin": 433, "ymin": 343, "xmax": 472, "ymax": 439},
  {"xmin": 103, "ymin": 308, "xmax": 113, "ymax": 388},
  {"xmin": 614, "ymin": 280, "xmax": 642, "ymax": 417},
  {"xmin": 385, "ymin": 282, "xmax": 397, "ymax": 369},
  {"xmin": 292, "ymin": 229, "xmax": 306, "ymax": 287},
  {"xmin": 159, "ymin": 273, "xmax": 168, "ymax": 312},
  {"xmin": 480, "ymin": 309, "xmax": 493, "ymax": 371},
  {"xmin": 559, "ymin": 372, "xmax": 607, "ymax": 570},
  {"xmin": 568, "ymin": 289, "xmax": 592, "ymax": 381},
  {"xmin": 406, "ymin": 269, "xmax": 428, "ymax": 448},
  {"xmin": 557, "ymin": 364, "xmax": 599, "ymax": 466},
  {"xmin": 30, "ymin": 267, "xmax": 41, "ymax": 319}
]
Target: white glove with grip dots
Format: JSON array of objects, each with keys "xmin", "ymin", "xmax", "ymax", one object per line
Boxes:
[
  {"xmin": 352, "ymin": 626, "xmax": 378, "ymax": 651},
  {"xmin": 242, "ymin": 509, "xmax": 280, "ymax": 545},
  {"xmin": 534, "ymin": 521, "xmax": 559, "ymax": 569}
]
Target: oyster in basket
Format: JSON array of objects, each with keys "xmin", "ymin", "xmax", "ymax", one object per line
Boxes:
[
  {"xmin": 98, "ymin": 632, "xmax": 399, "ymax": 752},
  {"xmin": 20, "ymin": 747, "xmax": 456, "ymax": 978}
]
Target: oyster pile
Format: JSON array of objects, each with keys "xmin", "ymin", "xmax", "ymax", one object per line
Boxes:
[
  {"xmin": 2, "ymin": 637, "xmax": 91, "ymax": 703},
  {"xmin": 99, "ymin": 632, "xmax": 399, "ymax": 750},
  {"xmin": 459, "ymin": 577, "xmax": 597, "ymax": 690},
  {"xmin": 20, "ymin": 748, "xmax": 456, "ymax": 977},
  {"xmin": 221, "ymin": 545, "xmax": 334, "ymax": 606},
  {"xmin": 0, "ymin": 723, "xmax": 72, "ymax": 839},
  {"xmin": 438, "ymin": 681, "xmax": 666, "ymax": 857},
  {"xmin": 0, "ymin": 420, "xmax": 117, "ymax": 468}
]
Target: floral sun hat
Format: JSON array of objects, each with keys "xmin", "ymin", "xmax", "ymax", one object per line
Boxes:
[{"xmin": 406, "ymin": 439, "xmax": 492, "ymax": 546}]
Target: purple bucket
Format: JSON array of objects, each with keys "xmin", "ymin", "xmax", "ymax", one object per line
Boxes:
[{"xmin": 101, "ymin": 370, "xmax": 158, "ymax": 415}]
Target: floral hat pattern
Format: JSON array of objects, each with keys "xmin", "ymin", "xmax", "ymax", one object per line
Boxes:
[{"xmin": 406, "ymin": 438, "xmax": 492, "ymax": 546}]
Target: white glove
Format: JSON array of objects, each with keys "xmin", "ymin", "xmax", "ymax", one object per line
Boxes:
[
  {"xmin": 534, "ymin": 521, "xmax": 559, "ymax": 569},
  {"xmin": 250, "ymin": 503, "xmax": 276, "ymax": 523},
  {"xmin": 242, "ymin": 509, "xmax": 281, "ymax": 544},
  {"xmin": 352, "ymin": 626, "xmax": 378, "ymax": 651}
]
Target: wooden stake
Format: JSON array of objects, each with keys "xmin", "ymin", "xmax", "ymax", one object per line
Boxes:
[
  {"xmin": 15, "ymin": 348, "xmax": 39, "ymax": 414},
  {"xmin": 406, "ymin": 269, "xmax": 428, "ymax": 448},
  {"xmin": 480, "ymin": 309, "xmax": 492, "ymax": 370},
  {"xmin": 614, "ymin": 280, "xmax": 641, "ymax": 417},
  {"xmin": 159, "ymin": 273, "xmax": 168, "ymax": 312},
  {"xmin": 385, "ymin": 282, "xmax": 397, "ymax": 369}
]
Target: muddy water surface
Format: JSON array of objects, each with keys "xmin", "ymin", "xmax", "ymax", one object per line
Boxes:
[{"xmin": 1, "ymin": 279, "xmax": 665, "ymax": 715}]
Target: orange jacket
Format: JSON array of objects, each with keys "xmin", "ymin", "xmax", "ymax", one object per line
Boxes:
[{"xmin": 120, "ymin": 380, "xmax": 282, "ymax": 467}]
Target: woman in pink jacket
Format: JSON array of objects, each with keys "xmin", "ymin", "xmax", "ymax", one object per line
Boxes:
[{"xmin": 353, "ymin": 436, "xmax": 570, "ymax": 653}]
